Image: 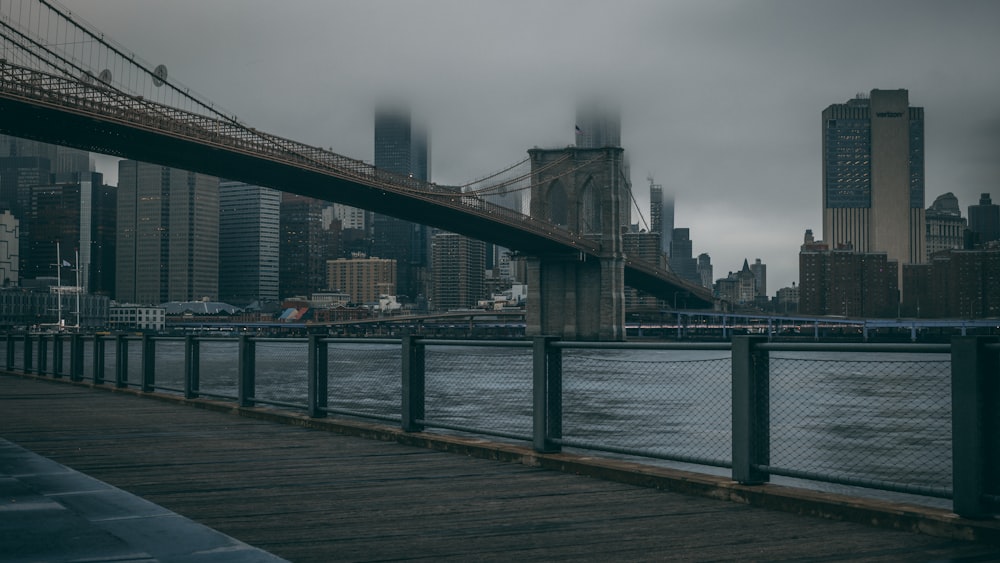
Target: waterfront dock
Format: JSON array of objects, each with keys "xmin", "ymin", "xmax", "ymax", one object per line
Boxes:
[{"xmin": 2, "ymin": 374, "xmax": 999, "ymax": 562}]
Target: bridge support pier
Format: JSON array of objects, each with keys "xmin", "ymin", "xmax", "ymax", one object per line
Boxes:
[
  {"xmin": 526, "ymin": 253, "xmax": 625, "ymax": 341},
  {"xmin": 526, "ymin": 147, "xmax": 627, "ymax": 341}
]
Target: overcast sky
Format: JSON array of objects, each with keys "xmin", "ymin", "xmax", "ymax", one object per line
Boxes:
[{"xmin": 61, "ymin": 0, "xmax": 1000, "ymax": 292}]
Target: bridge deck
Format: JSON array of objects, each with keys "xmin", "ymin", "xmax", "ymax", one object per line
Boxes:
[{"xmin": 2, "ymin": 374, "xmax": 998, "ymax": 562}]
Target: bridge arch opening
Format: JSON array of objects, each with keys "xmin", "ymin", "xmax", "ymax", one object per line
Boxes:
[
  {"xmin": 579, "ymin": 175, "xmax": 601, "ymax": 234},
  {"xmin": 546, "ymin": 179, "xmax": 568, "ymax": 227}
]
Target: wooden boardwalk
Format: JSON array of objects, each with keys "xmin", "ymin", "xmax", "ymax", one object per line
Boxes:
[{"xmin": 2, "ymin": 374, "xmax": 999, "ymax": 562}]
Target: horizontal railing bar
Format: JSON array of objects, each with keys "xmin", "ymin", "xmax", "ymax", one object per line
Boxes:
[
  {"xmin": 419, "ymin": 339, "xmax": 533, "ymax": 348},
  {"xmin": 554, "ymin": 341, "xmax": 732, "ymax": 351},
  {"xmin": 417, "ymin": 418, "xmax": 531, "ymax": 443},
  {"xmin": 193, "ymin": 390, "xmax": 238, "ymax": 402},
  {"xmin": 324, "ymin": 338, "xmax": 401, "ymax": 346},
  {"xmin": 552, "ymin": 437, "xmax": 732, "ymax": 469},
  {"xmin": 252, "ymin": 397, "xmax": 308, "ymax": 411},
  {"xmin": 758, "ymin": 464, "xmax": 952, "ymax": 499},
  {"xmin": 759, "ymin": 342, "xmax": 951, "ymax": 354},
  {"xmin": 321, "ymin": 407, "xmax": 400, "ymax": 424}
]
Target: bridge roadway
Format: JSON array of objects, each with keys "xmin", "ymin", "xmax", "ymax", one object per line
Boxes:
[
  {"xmin": 0, "ymin": 61, "xmax": 713, "ymax": 307},
  {"xmin": 3, "ymin": 374, "xmax": 1000, "ymax": 562}
]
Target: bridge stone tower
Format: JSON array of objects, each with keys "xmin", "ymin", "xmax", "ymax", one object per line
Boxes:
[{"xmin": 526, "ymin": 147, "xmax": 627, "ymax": 341}]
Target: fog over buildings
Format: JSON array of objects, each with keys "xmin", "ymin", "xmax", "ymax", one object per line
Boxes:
[{"xmin": 64, "ymin": 0, "xmax": 1000, "ymax": 292}]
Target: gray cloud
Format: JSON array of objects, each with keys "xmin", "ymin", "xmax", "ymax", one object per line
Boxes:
[{"xmin": 66, "ymin": 0, "xmax": 1000, "ymax": 292}]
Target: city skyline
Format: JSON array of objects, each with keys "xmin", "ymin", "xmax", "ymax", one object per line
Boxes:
[{"xmin": 64, "ymin": 0, "xmax": 1000, "ymax": 291}]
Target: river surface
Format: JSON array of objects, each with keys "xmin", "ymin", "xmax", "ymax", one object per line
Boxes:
[{"xmin": 31, "ymin": 339, "xmax": 953, "ymax": 507}]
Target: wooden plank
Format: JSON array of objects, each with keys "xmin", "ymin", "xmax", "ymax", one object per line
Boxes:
[{"xmin": 2, "ymin": 375, "xmax": 998, "ymax": 562}]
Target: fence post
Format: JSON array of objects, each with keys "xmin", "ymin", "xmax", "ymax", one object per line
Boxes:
[
  {"xmin": 732, "ymin": 335, "xmax": 770, "ymax": 484},
  {"xmin": 6, "ymin": 334, "xmax": 13, "ymax": 370},
  {"xmin": 35, "ymin": 334, "xmax": 50, "ymax": 377},
  {"xmin": 184, "ymin": 335, "xmax": 200, "ymax": 399},
  {"xmin": 115, "ymin": 334, "xmax": 128, "ymax": 388},
  {"xmin": 951, "ymin": 336, "xmax": 1000, "ymax": 518},
  {"xmin": 307, "ymin": 335, "xmax": 328, "ymax": 418},
  {"xmin": 52, "ymin": 334, "xmax": 63, "ymax": 376},
  {"xmin": 401, "ymin": 333, "xmax": 425, "ymax": 432},
  {"xmin": 238, "ymin": 335, "xmax": 256, "ymax": 407},
  {"xmin": 533, "ymin": 336, "xmax": 562, "ymax": 453},
  {"xmin": 141, "ymin": 334, "xmax": 155, "ymax": 392},
  {"xmin": 92, "ymin": 335, "xmax": 105, "ymax": 385},
  {"xmin": 70, "ymin": 333, "xmax": 83, "ymax": 382},
  {"xmin": 23, "ymin": 334, "xmax": 33, "ymax": 374}
]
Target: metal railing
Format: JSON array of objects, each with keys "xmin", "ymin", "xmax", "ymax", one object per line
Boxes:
[{"xmin": 2, "ymin": 332, "xmax": 997, "ymax": 518}]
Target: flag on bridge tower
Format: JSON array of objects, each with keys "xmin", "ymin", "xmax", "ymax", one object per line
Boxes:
[
  {"xmin": 575, "ymin": 125, "xmax": 584, "ymax": 135},
  {"xmin": 61, "ymin": 260, "xmax": 72, "ymax": 267}
]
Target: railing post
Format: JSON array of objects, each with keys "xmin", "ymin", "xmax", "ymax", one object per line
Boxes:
[
  {"xmin": 141, "ymin": 333, "xmax": 155, "ymax": 392},
  {"xmin": 732, "ymin": 335, "xmax": 770, "ymax": 484},
  {"xmin": 115, "ymin": 334, "xmax": 128, "ymax": 388},
  {"xmin": 51, "ymin": 334, "xmax": 62, "ymax": 376},
  {"xmin": 5, "ymin": 334, "xmax": 13, "ymax": 370},
  {"xmin": 401, "ymin": 333, "xmax": 425, "ymax": 432},
  {"xmin": 238, "ymin": 335, "xmax": 256, "ymax": 407},
  {"xmin": 184, "ymin": 335, "xmax": 200, "ymax": 399},
  {"xmin": 307, "ymin": 335, "xmax": 328, "ymax": 418},
  {"xmin": 37, "ymin": 334, "xmax": 49, "ymax": 376},
  {"xmin": 533, "ymin": 336, "xmax": 562, "ymax": 453},
  {"xmin": 23, "ymin": 334, "xmax": 33, "ymax": 374},
  {"xmin": 70, "ymin": 333, "xmax": 83, "ymax": 382},
  {"xmin": 951, "ymin": 336, "xmax": 1000, "ymax": 518},
  {"xmin": 92, "ymin": 335, "xmax": 105, "ymax": 385}
]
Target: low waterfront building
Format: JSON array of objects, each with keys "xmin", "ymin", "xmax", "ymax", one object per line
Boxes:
[
  {"xmin": 0, "ymin": 210, "xmax": 18, "ymax": 287},
  {"xmin": 799, "ymin": 230, "xmax": 899, "ymax": 318},
  {"xmin": 902, "ymin": 246, "xmax": 1000, "ymax": 318},
  {"xmin": 925, "ymin": 193, "xmax": 967, "ymax": 259},
  {"xmin": 106, "ymin": 302, "xmax": 161, "ymax": 331},
  {"xmin": 326, "ymin": 257, "xmax": 396, "ymax": 306}
]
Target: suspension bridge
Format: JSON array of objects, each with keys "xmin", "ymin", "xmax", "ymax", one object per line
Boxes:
[{"xmin": 0, "ymin": 0, "xmax": 714, "ymax": 324}]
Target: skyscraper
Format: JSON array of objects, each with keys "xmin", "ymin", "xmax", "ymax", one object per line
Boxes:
[
  {"xmin": 116, "ymin": 161, "xmax": 219, "ymax": 304},
  {"xmin": 373, "ymin": 105, "xmax": 430, "ymax": 303},
  {"xmin": 575, "ymin": 99, "xmax": 621, "ymax": 149},
  {"xmin": 25, "ymin": 172, "xmax": 116, "ymax": 295},
  {"xmin": 279, "ymin": 193, "xmax": 339, "ymax": 299},
  {"xmin": 0, "ymin": 135, "xmax": 93, "ymax": 225},
  {"xmin": 822, "ymin": 89, "xmax": 925, "ymax": 289},
  {"xmin": 659, "ymin": 185, "xmax": 675, "ymax": 257},
  {"xmin": 219, "ymin": 181, "xmax": 280, "ymax": 304},
  {"xmin": 668, "ymin": 228, "xmax": 699, "ymax": 285},
  {"xmin": 968, "ymin": 193, "xmax": 1000, "ymax": 245},
  {"xmin": 750, "ymin": 258, "xmax": 766, "ymax": 298}
]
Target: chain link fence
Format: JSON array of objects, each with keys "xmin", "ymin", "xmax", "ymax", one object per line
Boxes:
[
  {"xmin": 560, "ymin": 349, "xmax": 732, "ymax": 467},
  {"xmin": 326, "ymin": 342, "xmax": 401, "ymax": 423},
  {"xmin": 423, "ymin": 344, "xmax": 533, "ymax": 440},
  {"xmin": 197, "ymin": 339, "xmax": 239, "ymax": 399},
  {"xmin": 767, "ymin": 353, "xmax": 952, "ymax": 493}
]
